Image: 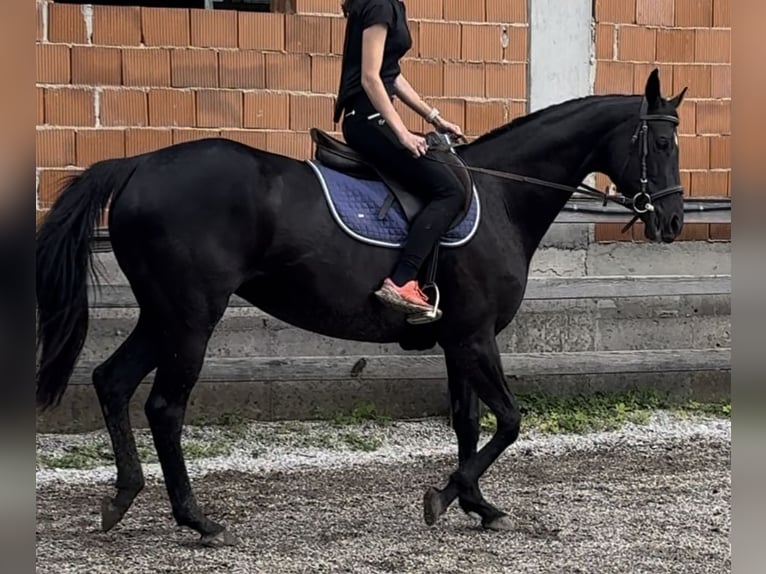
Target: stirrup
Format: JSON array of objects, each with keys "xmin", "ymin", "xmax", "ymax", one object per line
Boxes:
[{"xmin": 406, "ymin": 283, "xmax": 442, "ymax": 325}]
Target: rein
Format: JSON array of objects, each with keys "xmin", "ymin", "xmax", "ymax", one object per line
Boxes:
[{"xmin": 328, "ymin": 97, "xmax": 684, "ymax": 234}]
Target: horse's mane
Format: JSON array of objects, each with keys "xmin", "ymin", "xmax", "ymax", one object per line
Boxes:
[{"xmin": 467, "ymin": 94, "xmax": 639, "ymax": 147}]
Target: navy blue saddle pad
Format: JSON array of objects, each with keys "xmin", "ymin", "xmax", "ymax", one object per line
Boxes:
[{"xmin": 306, "ymin": 160, "xmax": 481, "ymax": 249}]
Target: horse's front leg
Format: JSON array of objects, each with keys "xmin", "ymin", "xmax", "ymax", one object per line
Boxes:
[{"xmin": 425, "ymin": 333, "xmax": 521, "ymax": 530}]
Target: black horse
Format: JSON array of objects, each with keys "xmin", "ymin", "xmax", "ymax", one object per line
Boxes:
[{"xmin": 36, "ymin": 70, "xmax": 686, "ymax": 544}]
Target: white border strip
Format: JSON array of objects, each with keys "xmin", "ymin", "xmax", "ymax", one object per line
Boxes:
[{"xmin": 306, "ymin": 160, "xmax": 481, "ymax": 250}]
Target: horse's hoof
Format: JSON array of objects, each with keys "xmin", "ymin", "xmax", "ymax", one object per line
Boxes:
[
  {"xmin": 483, "ymin": 515, "xmax": 514, "ymax": 532},
  {"xmin": 100, "ymin": 496, "xmax": 125, "ymax": 533},
  {"xmin": 200, "ymin": 528, "xmax": 239, "ymax": 547},
  {"xmin": 423, "ymin": 487, "xmax": 445, "ymax": 526}
]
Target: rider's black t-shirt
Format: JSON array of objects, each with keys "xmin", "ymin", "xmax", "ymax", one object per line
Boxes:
[{"xmin": 333, "ymin": 0, "xmax": 412, "ymax": 123}]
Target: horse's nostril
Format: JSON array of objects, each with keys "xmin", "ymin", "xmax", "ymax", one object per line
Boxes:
[{"xmin": 669, "ymin": 215, "xmax": 681, "ymax": 235}]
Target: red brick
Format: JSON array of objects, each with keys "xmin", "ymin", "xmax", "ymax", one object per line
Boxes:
[
  {"xmin": 461, "ymin": 24, "xmax": 505, "ymax": 62},
  {"xmin": 44, "ymin": 88, "xmax": 94, "ymax": 126},
  {"xmin": 172, "ymin": 129, "xmax": 220, "ymax": 144},
  {"xmin": 311, "ymin": 55, "xmax": 342, "ymax": 94},
  {"xmin": 677, "ymin": 100, "xmax": 696, "ymax": 134},
  {"xmin": 76, "ymin": 130, "xmax": 125, "ymax": 166},
  {"xmin": 696, "ymin": 100, "xmax": 730, "ymax": 134},
  {"xmin": 694, "ymin": 29, "xmax": 730, "ymax": 63},
  {"xmin": 596, "ymin": 24, "xmax": 616, "ymax": 60},
  {"xmin": 595, "ymin": 61, "xmax": 634, "ymax": 94},
  {"xmin": 709, "ymin": 223, "xmax": 730, "ymax": 240},
  {"xmin": 618, "ymin": 26, "xmax": 656, "ymax": 62},
  {"xmin": 709, "ymin": 135, "xmax": 730, "ymax": 168},
  {"xmin": 713, "ymin": 0, "xmax": 730, "ymax": 26},
  {"xmin": 196, "ymin": 90, "xmax": 243, "ymax": 128},
  {"xmin": 148, "ymin": 89, "xmax": 195, "ymax": 127},
  {"xmin": 465, "ymin": 101, "xmax": 505, "ymax": 136},
  {"xmin": 674, "ymin": 0, "xmax": 713, "ymax": 26},
  {"xmin": 286, "ymin": 15, "xmax": 332, "ymax": 54},
  {"xmin": 485, "ymin": 63, "xmax": 526, "ymax": 99},
  {"xmin": 443, "ymin": 63, "xmax": 485, "ymax": 97},
  {"xmin": 331, "ymin": 17, "xmax": 346, "ymax": 54},
  {"xmin": 690, "ymin": 170, "xmax": 728, "ymax": 197},
  {"xmin": 71, "ymin": 47, "xmax": 122, "ymax": 86},
  {"xmin": 678, "ymin": 135, "xmax": 709, "ymax": 169},
  {"xmin": 680, "ymin": 170, "xmax": 692, "ymax": 194},
  {"xmin": 408, "ymin": 21, "xmax": 420, "ymax": 58},
  {"xmin": 423, "ymin": 98, "xmax": 466, "ymax": 129},
  {"xmin": 406, "ymin": 0, "xmax": 443, "ymax": 19},
  {"xmin": 710, "ymin": 65, "xmax": 730, "ymax": 97},
  {"xmin": 36, "ymin": 129, "xmax": 76, "ymax": 167},
  {"xmin": 400, "ymin": 59, "xmax": 443, "ymax": 97},
  {"xmin": 419, "ymin": 22, "xmax": 461, "ymax": 60},
  {"xmin": 294, "ymin": 0, "xmax": 342, "ymax": 14},
  {"xmin": 190, "ymin": 8, "xmax": 237, "ymax": 48},
  {"xmin": 141, "ymin": 8, "xmax": 190, "ymax": 47},
  {"xmin": 673, "ymin": 64, "xmax": 711, "ymax": 98},
  {"xmin": 219, "ymin": 130, "xmax": 268, "ymax": 150},
  {"xmin": 444, "ymin": 0, "xmax": 484, "ymax": 22},
  {"xmin": 122, "ymin": 49, "xmax": 171, "ymax": 87},
  {"xmin": 243, "ymin": 92, "xmax": 290, "ymax": 130},
  {"xmin": 636, "ymin": 0, "xmax": 674, "ymax": 25},
  {"xmin": 37, "ymin": 88, "xmax": 45, "ymax": 124},
  {"xmin": 36, "ymin": 44, "xmax": 70, "ymax": 84},
  {"xmin": 171, "ymin": 49, "xmax": 218, "ymax": 88},
  {"xmin": 595, "ymin": 0, "xmax": 636, "ymax": 23},
  {"xmin": 124, "ymin": 129, "xmax": 173, "ymax": 156},
  {"xmin": 38, "ymin": 170, "xmax": 80, "ymax": 208},
  {"xmin": 265, "ymin": 132, "xmax": 312, "ymax": 160},
  {"xmin": 486, "ymin": 0, "xmax": 527, "ymax": 23},
  {"xmin": 219, "ymin": 51, "xmax": 265, "ymax": 89},
  {"xmin": 92, "ymin": 5, "xmax": 141, "ymax": 46},
  {"xmin": 507, "ymin": 101, "xmax": 526, "ymax": 120},
  {"xmin": 48, "ymin": 3, "xmax": 87, "ymax": 44},
  {"xmin": 595, "ymin": 223, "xmax": 632, "ymax": 242},
  {"xmin": 290, "ymin": 94, "xmax": 334, "ymax": 131},
  {"xmin": 676, "ymin": 223, "xmax": 709, "ymax": 241},
  {"xmin": 101, "ymin": 90, "xmax": 147, "ymax": 127},
  {"xmin": 393, "ymin": 99, "xmax": 425, "ymax": 133},
  {"xmin": 264, "ymin": 53, "xmax": 311, "ymax": 90},
  {"xmin": 656, "ymin": 30, "xmax": 695, "ymax": 62},
  {"xmin": 239, "ymin": 12, "xmax": 285, "ymax": 51}
]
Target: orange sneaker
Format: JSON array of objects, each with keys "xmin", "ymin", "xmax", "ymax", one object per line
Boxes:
[{"xmin": 374, "ymin": 278, "xmax": 434, "ymax": 313}]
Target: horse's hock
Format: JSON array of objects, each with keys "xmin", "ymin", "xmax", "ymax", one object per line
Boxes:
[{"xmin": 35, "ymin": 0, "xmax": 731, "ymax": 432}]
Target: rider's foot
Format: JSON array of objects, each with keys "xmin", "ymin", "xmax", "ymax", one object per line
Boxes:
[{"xmin": 374, "ymin": 278, "xmax": 434, "ymax": 313}]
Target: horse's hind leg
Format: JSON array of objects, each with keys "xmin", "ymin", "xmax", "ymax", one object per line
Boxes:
[
  {"xmin": 445, "ymin": 356, "xmax": 507, "ymax": 525},
  {"xmin": 144, "ymin": 298, "xmax": 235, "ymax": 545},
  {"xmin": 93, "ymin": 313, "xmax": 158, "ymax": 532},
  {"xmin": 425, "ymin": 333, "xmax": 521, "ymax": 530}
]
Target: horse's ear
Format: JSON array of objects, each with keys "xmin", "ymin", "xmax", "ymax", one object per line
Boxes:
[
  {"xmin": 669, "ymin": 86, "xmax": 688, "ymax": 108},
  {"xmin": 644, "ymin": 68, "xmax": 661, "ymax": 106}
]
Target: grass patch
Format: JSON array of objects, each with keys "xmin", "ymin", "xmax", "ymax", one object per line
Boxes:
[
  {"xmin": 478, "ymin": 391, "xmax": 730, "ymax": 436},
  {"xmin": 341, "ymin": 431, "xmax": 383, "ymax": 452},
  {"xmin": 331, "ymin": 401, "xmax": 391, "ymax": 427}
]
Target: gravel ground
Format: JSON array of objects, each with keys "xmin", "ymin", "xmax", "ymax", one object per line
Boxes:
[{"xmin": 36, "ymin": 414, "xmax": 731, "ymax": 574}]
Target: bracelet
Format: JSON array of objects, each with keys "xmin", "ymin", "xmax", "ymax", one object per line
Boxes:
[{"xmin": 426, "ymin": 107, "xmax": 441, "ymax": 124}]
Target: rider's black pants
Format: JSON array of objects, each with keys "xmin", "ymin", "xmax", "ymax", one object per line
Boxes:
[{"xmin": 341, "ymin": 97, "xmax": 465, "ymax": 286}]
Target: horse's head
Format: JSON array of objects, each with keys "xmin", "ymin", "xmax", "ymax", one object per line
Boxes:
[{"xmin": 603, "ymin": 69, "xmax": 688, "ymax": 243}]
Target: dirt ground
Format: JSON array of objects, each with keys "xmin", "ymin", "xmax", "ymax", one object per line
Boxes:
[{"xmin": 36, "ymin": 418, "xmax": 730, "ymax": 574}]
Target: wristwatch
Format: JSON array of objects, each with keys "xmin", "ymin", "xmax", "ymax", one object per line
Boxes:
[{"xmin": 426, "ymin": 107, "xmax": 441, "ymax": 124}]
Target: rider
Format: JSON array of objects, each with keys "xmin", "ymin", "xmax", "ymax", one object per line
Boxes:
[{"xmin": 335, "ymin": 0, "xmax": 466, "ymax": 315}]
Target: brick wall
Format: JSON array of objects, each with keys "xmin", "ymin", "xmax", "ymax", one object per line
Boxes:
[
  {"xmin": 35, "ymin": 0, "xmax": 529, "ymax": 224},
  {"xmin": 593, "ymin": 0, "xmax": 731, "ymax": 241}
]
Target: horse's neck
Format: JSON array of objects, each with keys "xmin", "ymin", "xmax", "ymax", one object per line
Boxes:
[{"xmin": 462, "ymin": 97, "xmax": 636, "ymax": 256}]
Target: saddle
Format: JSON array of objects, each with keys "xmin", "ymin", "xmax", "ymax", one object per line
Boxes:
[{"xmin": 309, "ymin": 128, "xmax": 475, "ymax": 227}]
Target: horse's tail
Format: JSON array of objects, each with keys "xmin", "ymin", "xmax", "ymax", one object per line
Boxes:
[{"xmin": 36, "ymin": 157, "xmax": 139, "ymax": 410}]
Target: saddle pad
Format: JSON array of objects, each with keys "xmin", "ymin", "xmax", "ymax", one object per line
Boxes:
[{"xmin": 306, "ymin": 160, "xmax": 481, "ymax": 249}]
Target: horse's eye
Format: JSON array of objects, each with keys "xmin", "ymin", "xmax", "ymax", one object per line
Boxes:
[{"xmin": 657, "ymin": 137, "xmax": 670, "ymax": 150}]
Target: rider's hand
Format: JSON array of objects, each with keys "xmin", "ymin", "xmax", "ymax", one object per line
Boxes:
[
  {"xmin": 433, "ymin": 117, "xmax": 465, "ymax": 141},
  {"xmin": 398, "ymin": 130, "xmax": 429, "ymax": 158}
]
